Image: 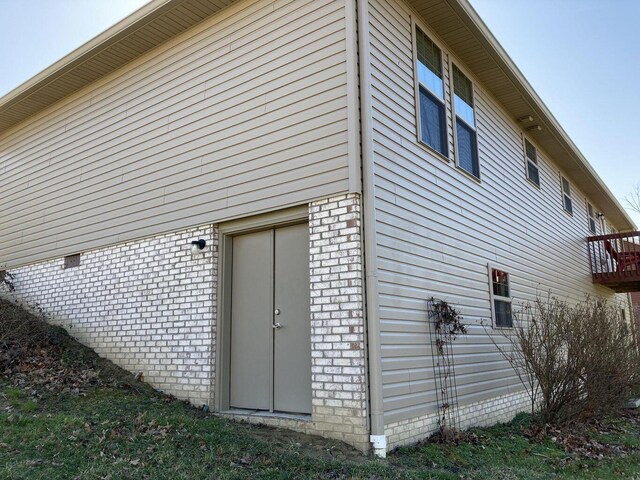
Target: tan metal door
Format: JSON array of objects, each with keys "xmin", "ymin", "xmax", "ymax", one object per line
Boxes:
[
  {"xmin": 273, "ymin": 223, "xmax": 312, "ymax": 414},
  {"xmin": 228, "ymin": 223, "xmax": 311, "ymax": 414},
  {"xmin": 229, "ymin": 230, "xmax": 273, "ymax": 410}
]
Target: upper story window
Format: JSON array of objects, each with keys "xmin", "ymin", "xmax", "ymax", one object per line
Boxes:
[
  {"xmin": 415, "ymin": 27, "xmax": 448, "ymax": 157},
  {"xmin": 490, "ymin": 267, "xmax": 513, "ymax": 328},
  {"xmin": 587, "ymin": 202, "xmax": 597, "ymax": 233},
  {"xmin": 452, "ymin": 64, "xmax": 479, "ymax": 178},
  {"xmin": 524, "ymin": 139, "xmax": 540, "ymax": 187},
  {"xmin": 561, "ymin": 175, "xmax": 573, "ymax": 214}
]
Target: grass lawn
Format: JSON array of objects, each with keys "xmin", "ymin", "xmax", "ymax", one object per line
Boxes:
[
  {"xmin": 2, "ymin": 299, "xmax": 640, "ymax": 479},
  {"xmin": 2, "ymin": 383, "xmax": 640, "ymax": 480}
]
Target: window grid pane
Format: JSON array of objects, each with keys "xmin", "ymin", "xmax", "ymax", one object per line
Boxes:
[
  {"xmin": 525, "ymin": 139, "xmax": 537, "ymax": 163},
  {"xmin": 456, "ymin": 120, "xmax": 479, "ymax": 177},
  {"xmin": 452, "ymin": 64, "xmax": 473, "ymax": 105},
  {"xmin": 527, "ymin": 160, "xmax": 540, "ymax": 186},
  {"xmin": 587, "ymin": 203, "xmax": 596, "ymax": 233},
  {"xmin": 494, "ymin": 300, "xmax": 513, "ymax": 328},
  {"xmin": 564, "ymin": 195, "xmax": 573, "ymax": 214},
  {"xmin": 416, "ymin": 28, "xmax": 442, "ymax": 78},
  {"xmin": 492, "ymin": 269, "xmax": 510, "ymax": 297},
  {"xmin": 419, "ymin": 87, "xmax": 448, "ymax": 156}
]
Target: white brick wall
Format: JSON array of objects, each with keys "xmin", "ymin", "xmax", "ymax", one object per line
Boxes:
[
  {"xmin": 4, "ymin": 226, "xmax": 217, "ymax": 407},
  {"xmin": 1, "ymin": 196, "xmax": 373, "ymax": 451},
  {"xmin": 385, "ymin": 390, "xmax": 531, "ymax": 449},
  {"xmin": 308, "ymin": 194, "xmax": 370, "ymax": 450}
]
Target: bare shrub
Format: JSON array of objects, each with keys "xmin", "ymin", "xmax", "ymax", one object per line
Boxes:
[
  {"xmin": 488, "ymin": 295, "xmax": 640, "ymax": 425},
  {"xmin": 0, "ymin": 270, "xmax": 15, "ymax": 292}
]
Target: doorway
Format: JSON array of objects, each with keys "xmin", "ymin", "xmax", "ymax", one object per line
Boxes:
[{"xmin": 224, "ymin": 220, "xmax": 311, "ymax": 415}]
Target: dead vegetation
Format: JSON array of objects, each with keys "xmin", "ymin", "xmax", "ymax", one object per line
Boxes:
[
  {"xmin": 0, "ymin": 298, "xmax": 149, "ymax": 398},
  {"xmin": 488, "ymin": 295, "xmax": 640, "ymax": 426}
]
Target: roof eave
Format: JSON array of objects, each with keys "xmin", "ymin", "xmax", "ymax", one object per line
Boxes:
[{"xmin": 0, "ymin": 0, "xmax": 180, "ymax": 112}]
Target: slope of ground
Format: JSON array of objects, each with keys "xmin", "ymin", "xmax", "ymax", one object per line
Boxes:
[{"xmin": 2, "ymin": 299, "xmax": 640, "ymax": 479}]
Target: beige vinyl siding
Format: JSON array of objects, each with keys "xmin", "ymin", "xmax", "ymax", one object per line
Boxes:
[
  {"xmin": 0, "ymin": 0, "xmax": 356, "ymax": 268},
  {"xmin": 368, "ymin": 0, "xmax": 630, "ymax": 425}
]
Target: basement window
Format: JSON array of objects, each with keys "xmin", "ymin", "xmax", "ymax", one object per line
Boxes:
[
  {"xmin": 561, "ymin": 175, "xmax": 573, "ymax": 215},
  {"xmin": 524, "ymin": 139, "xmax": 540, "ymax": 187},
  {"xmin": 415, "ymin": 27, "xmax": 448, "ymax": 157},
  {"xmin": 489, "ymin": 267, "xmax": 513, "ymax": 328},
  {"xmin": 64, "ymin": 254, "xmax": 81, "ymax": 269}
]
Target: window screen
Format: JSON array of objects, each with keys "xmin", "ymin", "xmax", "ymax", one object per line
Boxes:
[
  {"xmin": 524, "ymin": 139, "xmax": 540, "ymax": 187},
  {"xmin": 415, "ymin": 28, "xmax": 448, "ymax": 157},
  {"xmin": 452, "ymin": 65, "xmax": 479, "ymax": 178},
  {"xmin": 491, "ymin": 268, "xmax": 513, "ymax": 328},
  {"xmin": 587, "ymin": 203, "xmax": 597, "ymax": 233},
  {"xmin": 561, "ymin": 176, "xmax": 573, "ymax": 214}
]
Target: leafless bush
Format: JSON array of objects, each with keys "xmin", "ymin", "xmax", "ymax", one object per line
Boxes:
[
  {"xmin": 0, "ymin": 270, "xmax": 15, "ymax": 292},
  {"xmin": 488, "ymin": 295, "xmax": 640, "ymax": 425},
  {"xmin": 0, "ymin": 299, "xmax": 65, "ymax": 369}
]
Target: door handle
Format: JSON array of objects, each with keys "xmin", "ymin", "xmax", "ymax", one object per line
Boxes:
[{"xmin": 272, "ymin": 322, "xmax": 282, "ymax": 329}]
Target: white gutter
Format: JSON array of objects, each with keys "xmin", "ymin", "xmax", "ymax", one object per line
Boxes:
[{"xmin": 356, "ymin": 0, "xmax": 386, "ymax": 458}]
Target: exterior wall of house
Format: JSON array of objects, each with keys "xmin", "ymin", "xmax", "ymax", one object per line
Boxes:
[
  {"xmin": 631, "ymin": 292, "xmax": 640, "ymax": 325},
  {"xmin": 366, "ymin": 0, "xmax": 632, "ymax": 442},
  {"xmin": 1, "ymin": 193, "xmax": 371, "ymax": 451},
  {"xmin": 0, "ymin": 0, "xmax": 360, "ymax": 270},
  {"xmin": 3, "ymin": 226, "xmax": 217, "ymax": 407}
]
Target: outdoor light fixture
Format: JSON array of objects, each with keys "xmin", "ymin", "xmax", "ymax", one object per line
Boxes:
[
  {"xmin": 190, "ymin": 239, "xmax": 207, "ymax": 256},
  {"xmin": 526, "ymin": 125, "xmax": 542, "ymax": 132},
  {"xmin": 518, "ymin": 115, "xmax": 534, "ymax": 123},
  {"xmin": 597, "ymin": 212, "xmax": 605, "ymax": 219}
]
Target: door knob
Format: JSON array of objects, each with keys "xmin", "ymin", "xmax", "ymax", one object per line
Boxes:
[
  {"xmin": 272, "ymin": 322, "xmax": 282, "ymax": 329},
  {"xmin": 274, "ymin": 308, "xmax": 281, "ymax": 315}
]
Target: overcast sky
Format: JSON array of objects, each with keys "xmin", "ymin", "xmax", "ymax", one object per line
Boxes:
[{"xmin": 1, "ymin": 0, "xmax": 638, "ymax": 225}]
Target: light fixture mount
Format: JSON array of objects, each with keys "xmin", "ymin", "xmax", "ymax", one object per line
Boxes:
[
  {"xmin": 190, "ymin": 239, "xmax": 207, "ymax": 256},
  {"xmin": 191, "ymin": 239, "xmax": 206, "ymax": 250}
]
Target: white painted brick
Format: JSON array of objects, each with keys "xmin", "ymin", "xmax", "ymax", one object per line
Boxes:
[{"xmin": 5, "ymin": 225, "xmax": 218, "ymax": 407}]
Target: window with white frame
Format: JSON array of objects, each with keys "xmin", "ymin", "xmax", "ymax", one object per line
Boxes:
[
  {"xmin": 415, "ymin": 27, "xmax": 448, "ymax": 157},
  {"xmin": 452, "ymin": 64, "xmax": 479, "ymax": 178},
  {"xmin": 489, "ymin": 267, "xmax": 513, "ymax": 328},
  {"xmin": 561, "ymin": 175, "xmax": 573, "ymax": 214},
  {"xmin": 587, "ymin": 202, "xmax": 597, "ymax": 233},
  {"xmin": 524, "ymin": 138, "xmax": 540, "ymax": 187}
]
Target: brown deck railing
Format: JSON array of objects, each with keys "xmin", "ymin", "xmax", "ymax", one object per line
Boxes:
[{"xmin": 588, "ymin": 231, "xmax": 640, "ymax": 292}]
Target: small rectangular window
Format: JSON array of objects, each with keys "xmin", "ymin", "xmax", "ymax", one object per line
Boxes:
[
  {"xmin": 561, "ymin": 176, "xmax": 573, "ymax": 214},
  {"xmin": 415, "ymin": 27, "xmax": 448, "ymax": 157},
  {"xmin": 489, "ymin": 267, "xmax": 513, "ymax": 328},
  {"xmin": 452, "ymin": 65, "xmax": 479, "ymax": 178},
  {"xmin": 524, "ymin": 139, "xmax": 540, "ymax": 187},
  {"xmin": 64, "ymin": 254, "xmax": 81, "ymax": 269},
  {"xmin": 587, "ymin": 202, "xmax": 597, "ymax": 233}
]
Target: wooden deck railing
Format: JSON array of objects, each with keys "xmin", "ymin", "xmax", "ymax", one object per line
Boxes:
[{"xmin": 587, "ymin": 231, "xmax": 640, "ymax": 292}]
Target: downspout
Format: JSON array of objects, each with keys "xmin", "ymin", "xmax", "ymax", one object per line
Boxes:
[{"xmin": 356, "ymin": 0, "xmax": 386, "ymax": 458}]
